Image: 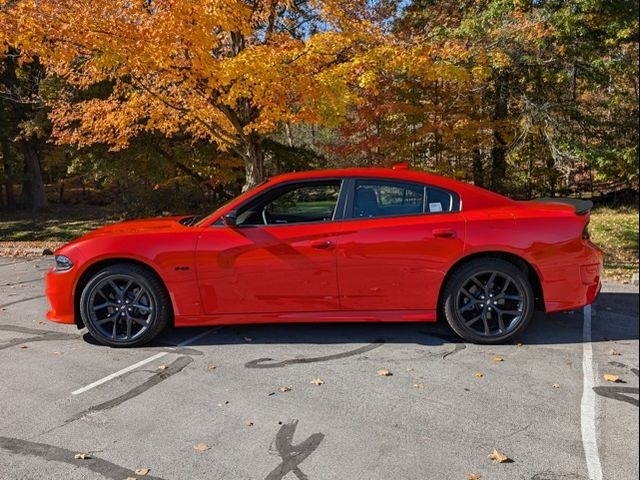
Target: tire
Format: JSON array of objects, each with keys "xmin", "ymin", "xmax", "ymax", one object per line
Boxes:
[
  {"xmin": 441, "ymin": 258, "xmax": 534, "ymax": 344},
  {"xmin": 80, "ymin": 263, "xmax": 171, "ymax": 347}
]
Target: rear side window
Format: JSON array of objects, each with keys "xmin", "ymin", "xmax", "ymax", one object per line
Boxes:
[
  {"xmin": 352, "ymin": 180, "xmax": 424, "ymax": 218},
  {"xmin": 426, "ymin": 187, "xmax": 453, "ymax": 213}
]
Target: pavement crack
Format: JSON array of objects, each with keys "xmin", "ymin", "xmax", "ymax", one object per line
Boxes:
[
  {"xmin": 0, "ymin": 436, "xmax": 167, "ymax": 480},
  {"xmin": 245, "ymin": 338, "xmax": 385, "ymax": 368}
]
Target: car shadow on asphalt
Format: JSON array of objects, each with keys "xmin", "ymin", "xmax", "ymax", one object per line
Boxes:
[{"xmin": 81, "ymin": 291, "xmax": 638, "ymax": 349}]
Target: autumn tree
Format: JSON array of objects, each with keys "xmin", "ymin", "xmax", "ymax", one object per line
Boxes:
[{"xmin": 1, "ymin": 0, "xmax": 390, "ymax": 190}]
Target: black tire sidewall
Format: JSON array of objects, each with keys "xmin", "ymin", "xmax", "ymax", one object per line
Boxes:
[
  {"xmin": 442, "ymin": 258, "xmax": 534, "ymax": 344},
  {"xmin": 80, "ymin": 265, "xmax": 170, "ymax": 347}
]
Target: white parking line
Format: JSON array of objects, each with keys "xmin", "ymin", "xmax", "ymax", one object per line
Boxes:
[
  {"xmin": 581, "ymin": 305, "xmax": 603, "ymax": 480},
  {"xmin": 71, "ymin": 328, "xmax": 218, "ymax": 395}
]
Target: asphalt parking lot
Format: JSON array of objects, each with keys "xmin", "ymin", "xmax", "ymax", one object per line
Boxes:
[{"xmin": 0, "ymin": 257, "xmax": 638, "ymax": 480}]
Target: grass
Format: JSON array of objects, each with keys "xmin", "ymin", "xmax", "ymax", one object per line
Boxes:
[
  {"xmin": 590, "ymin": 206, "xmax": 639, "ymax": 282},
  {"xmin": 1, "ymin": 203, "xmax": 638, "ymax": 282}
]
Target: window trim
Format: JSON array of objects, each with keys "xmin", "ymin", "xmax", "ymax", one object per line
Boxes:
[
  {"xmin": 214, "ymin": 178, "xmax": 348, "ymax": 228},
  {"xmin": 343, "ymin": 177, "xmax": 460, "ymax": 221}
]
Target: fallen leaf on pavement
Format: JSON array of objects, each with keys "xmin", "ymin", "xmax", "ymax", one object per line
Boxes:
[
  {"xmin": 193, "ymin": 443, "xmax": 210, "ymax": 452},
  {"xmin": 246, "ymin": 421, "xmax": 254, "ymax": 426},
  {"xmin": 609, "ymin": 349, "xmax": 621, "ymax": 356},
  {"xmin": 516, "ymin": 342, "xmax": 524, "ymax": 347},
  {"xmin": 134, "ymin": 468, "xmax": 150, "ymax": 475},
  {"xmin": 377, "ymin": 368, "xmax": 392, "ymax": 377},
  {"xmin": 552, "ymin": 383, "xmax": 561, "ymax": 389},
  {"xmin": 207, "ymin": 363, "xmax": 217, "ymax": 371},
  {"xmin": 493, "ymin": 356, "xmax": 504, "ymax": 362},
  {"xmin": 158, "ymin": 365, "xmax": 168, "ymax": 370},
  {"xmin": 278, "ymin": 386, "xmax": 292, "ymax": 392},
  {"xmin": 74, "ymin": 453, "xmax": 92, "ymax": 460},
  {"xmin": 468, "ymin": 473, "xmax": 481, "ymax": 480},
  {"xmin": 413, "ymin": 383, "xmax": 425, "ymax": 389},
  {"xmin": 603, "ymin": 373, "xmax": 622, "ymax": 383},
  {"xmin": 473, "ymin": 371, "xmax": 484, "ymax": 378},
  {"xmin": 310, "ymin": 378, "xmax": 324, "ymax": 386},
  {"xmin": 19, "ymin": 345, "xmax": 28, "ymax": 349},
  {"xmin": 488, "ymin": 448, "xmax": 510, "ymax": 463}
]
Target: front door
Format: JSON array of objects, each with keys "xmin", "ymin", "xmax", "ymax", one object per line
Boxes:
[{"xmin": 196, "ymin": 180, "xmax": 344, "ymax": 314}]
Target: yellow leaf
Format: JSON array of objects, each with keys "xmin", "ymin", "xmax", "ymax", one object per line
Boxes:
[
  {"xmin": 377, "ymin": 368, "xmax": 392, "ymax": 377},
  {"xmin": 193, "ymin": 443, "xmax": 209, "ymax": 452},
  {"xmin": 603, "ymin": 373, "xmax": 621, "ymax": 383},
  {"xmin": 310, "ymin": 378, "xmax": 324, "ymax": 386},
  {"xmin": 488, "ymin": 448, "xmax": 510, "ymax": 463},
  {"xmin": 474, "ymin": 371, "xmax": 484, "ymax": 378},
  {"xmin": 134, "ymin": 468, "xmax": 150, "ymax": 476}
]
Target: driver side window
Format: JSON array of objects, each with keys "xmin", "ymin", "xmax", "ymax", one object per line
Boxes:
[{"xmin": 237, "ymin": 181, "xmax": 342, "ymax": 226}]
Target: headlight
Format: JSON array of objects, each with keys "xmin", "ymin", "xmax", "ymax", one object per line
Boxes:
[{"xmin": 54, "ymin": 255, "xmax": 74, "ymax": 272}]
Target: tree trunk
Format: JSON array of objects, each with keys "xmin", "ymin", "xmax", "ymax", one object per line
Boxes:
[
  {"xmin": 472, "ymin": 148, "xmax": 484, "ymax": 187},
  {"xmin": 20, "ymin": 140, "xmax": 48, "ymax": 210},
  {"xmin": 2, "ymin": 142, "xmax": 15, "ymax": 209},
  {"xmin": 241, "ymin": 134, "xmax": 265, "ymax": 192},
  {"xmin": 490, "ymin": 71, "xmax": 509, "ymax": 193}
]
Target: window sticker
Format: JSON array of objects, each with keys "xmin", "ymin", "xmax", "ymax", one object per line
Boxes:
[{"xmin": 429, "ymin": 202, "xmax": 443, "ymax": 213}]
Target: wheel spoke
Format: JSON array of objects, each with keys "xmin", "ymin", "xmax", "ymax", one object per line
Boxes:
[
  {"xmin": 131, "ymin": 316, "xmax": 149, "ymax": 326},
  {"xmin": 482, "ymin": 314, "xmax": 490, "ymax": 335},
  {"xmin": 122, "ymin": 279, "xmax": 133, "ymax": 297},
  {"xmin": 108, "ymin": 280, "xmax": 121, "ymax": 298},
  {"xmin": 133, "ymin": 303, "xmax": 151, "ymax": 312},
  {"xmin": 92, "ymin": 302, "xmax": 113, "ymax": 311},
  {"xmin": 125, "ymin": 317, "xmax": 133, "ymax": 339},
  {"xmin": 470, "ymin": 276, "xmax": 485, "ymax": 291},
  {"xmin": 496, "ymin": 309, "xmax": 506, "ymax": 333},
  {"xmin": 465, "ymin": 314, "xmax": 482, "ymax": 327},
  {"xmin": 460, "ymin": 287, "xmax": 478, "ymax": 301},
  {"xmin": 486, "ymin": 272, "xmax": 497, "ymax": 292},
  {"xmin": 460, "ymin": 302, "xmax": 477, "ymax": 313}
]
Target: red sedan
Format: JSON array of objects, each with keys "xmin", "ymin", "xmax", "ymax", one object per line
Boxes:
[{"xmin": 45, "ymin": 167, "xmax": 603, "ymax": 347}]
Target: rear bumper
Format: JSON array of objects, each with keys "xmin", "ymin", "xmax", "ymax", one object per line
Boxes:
[
  {"xmin": 542, "ymin": 241, "xmax": 603, "ymax": 312},
  {"xmin": 45, "ymin": 267, "xmax": 76, "ymax": 324}
]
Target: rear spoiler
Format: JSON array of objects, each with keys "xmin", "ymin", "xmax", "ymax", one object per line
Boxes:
[{"xmin": 533, "ymin": 197, "xmax": 593, "ymax": 215}]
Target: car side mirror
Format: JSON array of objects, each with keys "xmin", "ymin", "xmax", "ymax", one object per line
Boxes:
[{"xmin": 223, "ymin": 212, "xmax": 237, "ymax": 227}]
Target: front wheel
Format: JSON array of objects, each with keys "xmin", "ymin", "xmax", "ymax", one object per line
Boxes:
[
  {"xmin": 80, "ymin": 264, "xmax": 171, "ymax": 347},
  {"xmin": 441, "ymin": 258, "xmax": 534, "ymax": 344}
]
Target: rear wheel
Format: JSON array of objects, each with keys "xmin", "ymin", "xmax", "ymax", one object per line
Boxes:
[
  {"xmin": 80, "ymin": 264, "xmax": 171, "ymax": 347},
  {"xmin": 441, "ymin": 258, "xmax": 534, "ymax": 344}
]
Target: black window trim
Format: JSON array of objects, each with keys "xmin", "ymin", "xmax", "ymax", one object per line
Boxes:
[
  {"xmin": 213, "ymin": 177, "xmax": 349, "ymax": 227},
  {"xmin": 343, "ymin": 177, "xmax": 461, "ymax": 221}
]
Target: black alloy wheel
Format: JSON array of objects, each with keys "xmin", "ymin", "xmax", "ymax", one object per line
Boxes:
[
  {"xmin": 441, "ymin": 258, "xmax": 534, "ymax": 344},
  {"xmin": 80, "ymin": 264, "xmax": 171, "ymax": 347}
]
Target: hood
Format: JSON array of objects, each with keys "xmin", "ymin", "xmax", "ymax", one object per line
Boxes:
[{"xmin": 66, "ymin": 216, "xmax": 193, "ymax": 245}]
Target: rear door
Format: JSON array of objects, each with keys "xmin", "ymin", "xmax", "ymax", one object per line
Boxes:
[{"xmin": 336, "ymin": 178, "xmax": 465, "ymax": 311}]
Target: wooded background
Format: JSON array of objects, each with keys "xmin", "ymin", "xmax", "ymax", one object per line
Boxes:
[{"xmin": 1, "ymin": 0, "xmax": 638, "ymax": 215}]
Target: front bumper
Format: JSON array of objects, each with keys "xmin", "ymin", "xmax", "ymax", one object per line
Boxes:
[{"xmin": 45, "ymin": 267, "xmax": 76, "ymax": 324}]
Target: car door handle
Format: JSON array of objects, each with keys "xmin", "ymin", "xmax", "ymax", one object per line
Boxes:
[
  {"xmin": 310, "ymin": 240, "xmax": 334, "ymax": 249},
  {"xmin": 432, "ymin": 228, "xmax": 457, "ymax": 239}
]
